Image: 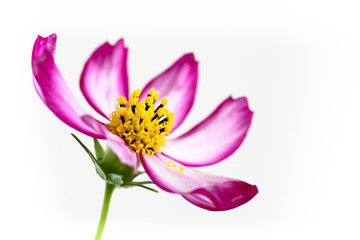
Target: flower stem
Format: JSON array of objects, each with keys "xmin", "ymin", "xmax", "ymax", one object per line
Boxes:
[{"xmin": 94, "ymin": 183, "xmax": 115, "ymax": 240}]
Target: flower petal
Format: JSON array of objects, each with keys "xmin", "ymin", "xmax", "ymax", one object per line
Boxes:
[
  {"xmin": 80, "ymin": 39, "xmax": 129, "ymax": 120},
  {"xmin": 82, "ymin": 116, "xmax": 138, "ymax": 170},
  {"xmin": 140, "ymin": 54, "xmax": 198, "ymax": 131},
  {"xmin": 140, "ymin": 153, "xmax": 258, "ymax": 211},
  {"xmin": 164, "ymin": 97, "xmax": 253, "ymax": 167},
  {"xmin": 32, "ymin": 34, "xmax": 105, "ymax": 139}
]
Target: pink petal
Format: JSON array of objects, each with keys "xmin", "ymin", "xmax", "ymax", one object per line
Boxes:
[
  {"xmin": 82, "ymin": 116, "xmax": 138, "ymax": 171},
  {"xmin": 32, "ymin": 34, "xmax": 105, "ymax": 139},
  {"xmin": 140, "ymin": 153, "xmax": 258, "ymax": 211},
  {"xmin": 80, "ymin": 39, "xmax": 129, "ymax": 120},
  {"xmin": 164, "ymin": 97, "xmax": 253, "ymax": 167},
  {"xmin": 140, "ymin": 54, "xmax": 198, "ymax": 131}
]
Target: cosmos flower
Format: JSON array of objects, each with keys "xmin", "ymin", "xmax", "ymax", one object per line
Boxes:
[{"xmin": 32, "ymin": 34, "xmax": 258, "ymax": 211}]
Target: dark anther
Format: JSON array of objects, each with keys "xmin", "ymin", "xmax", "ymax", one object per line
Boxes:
[
  {"xmin": 145, "ymin": 104, "xmax": 150, "ymax": 111},
  {"xmin": 131, "ymin": 105, "xmax": 136, "ymax": 114},
  {"xmin": 144, "ymin": 128, "xmax": 148, "ymax": 132},
  {"xmin": 120, "ymin": 116, "xmax": 125, "ymax": 124},
  {"xmin": 155, "ymin": 104, "xmax": 163, "ymax": 113},
  {"xmin": 139, "ymin": 118, "xmax": 143, "ymax": 124},
  {"xmin": 151, "ymin": 114, "xmax": 158, "ymax": 121},
  {"xmin": 159, "ymin": 128, "xmax": 165, "ymax": 133},
  {"xmin": 131, "ymin": 139, "xmax": 136, "ymax": 144},
  {"xmin": 148, "ymin": 147, "xmax": 154, "ymax": 151},
  {"xmin": 120, "ymin": 104, "xmax": 126, "ymax": 107},
  {"xmin": 159, "ymin": 117, "xmax": 168, "ymax": 125}
]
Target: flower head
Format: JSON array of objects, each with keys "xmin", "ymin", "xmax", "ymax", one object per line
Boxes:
[
  {"xmin": 107, "ymin": 88, "xmax": 174, "ymax": 155},
  {"xmin": 32, "ymin": 34, "xmax": 258, "ymax": 211}
]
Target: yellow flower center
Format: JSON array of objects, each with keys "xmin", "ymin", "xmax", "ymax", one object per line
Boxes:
[{"xmin": 107, "ymin": 88, "xmax": 174, "ymax": 155}]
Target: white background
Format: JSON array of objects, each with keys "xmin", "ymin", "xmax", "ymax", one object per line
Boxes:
[{"xmin": 1, "ymin": 0, "xmax": 359, "ymax": 239}]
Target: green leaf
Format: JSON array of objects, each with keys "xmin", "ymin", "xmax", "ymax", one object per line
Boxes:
[{"xmin": 93, "ymin": 138, "xmax": 105, "ymax": 161}]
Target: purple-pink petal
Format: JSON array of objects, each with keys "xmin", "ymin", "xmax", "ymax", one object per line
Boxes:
[
  {"xmin": 164, "ymin": 97, "xmax": 253, "ymax": 167},
  {"xmin": 82, "ymin": 116, "xmax": 138, "ymax": 171},
  {"xmin": 139, "ymin": 54, "xmax": 198, "ymax": 132},
  {"xmin": 32, "ymin": 34, "xmax": 105, "ymax": 139},
  {"xmin": 80, "ymin": 39, "xmax": 129, "ymax": 120},
  {"xmin": 140, "ymin": 153, "xmax": 258, "ymax": 211},
  {"xmin": 182, "ymin": 180, "xmax": 258, "ymax": 211}
]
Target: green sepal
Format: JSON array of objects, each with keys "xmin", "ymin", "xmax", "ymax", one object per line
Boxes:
[
  {"xmin": 71, "ymin": 133, "xmax": 96, "ymax": 163},
  {"xmin": 94, "ymin": 138, "xmax": 105, "ymax": 161},
  {"xmin": 106, "ymin": 173, "xmax": 124, "ymax": 187},
  {"xmin": 99, "ymin": 147, "xmax": 135, "ymax": 183},
  {"xmin": 71, "ymin": 134, "xmax": 157, "ymax": 192},
  {"xmin": 130, "ymin": 181, "xmax": 154, "ymax": 185},
  {"xmin": 71, "ymin": 133, "xmax": 106, "ymax": 180},
  {"xmin": 95, "ymin": 165, "xmax": 107, "ymax": 180},
  {"xmin": 122, "ymin": 182, "xmax": 159, "ymax": 193}
]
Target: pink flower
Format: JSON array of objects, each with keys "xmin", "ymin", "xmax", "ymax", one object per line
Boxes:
[{"xmin": 32, "ymin": 34, "xmax": 258, "ymax": 211}]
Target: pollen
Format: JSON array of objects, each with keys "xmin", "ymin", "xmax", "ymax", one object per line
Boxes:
[{"xmin": 107, "ymin": 88, "xmax": 174, "ymax": 155}]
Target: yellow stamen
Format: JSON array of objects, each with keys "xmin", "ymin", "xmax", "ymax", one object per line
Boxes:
[
  {"xmin": 108, "ymin": 89, "xmax": 174, "ymax": 155},
  {"xmin": 161, "ymin": 98, "xmax": 168, "ymax": 106},
  {"xmin": 153, "ymin": 93, "xmax": 160, "ymax": 101},
  {"xmin": 117, "ymin": 96, "xmax": 127, "ymax": 106},
  {"xmin": 147, "ymin": 87, "xmax": 155, "ymax": 96}
]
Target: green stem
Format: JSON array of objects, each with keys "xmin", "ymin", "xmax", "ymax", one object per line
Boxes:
[{"xmin": 94, "ymin": 183, "xmax": 115, "ymax": 240}]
